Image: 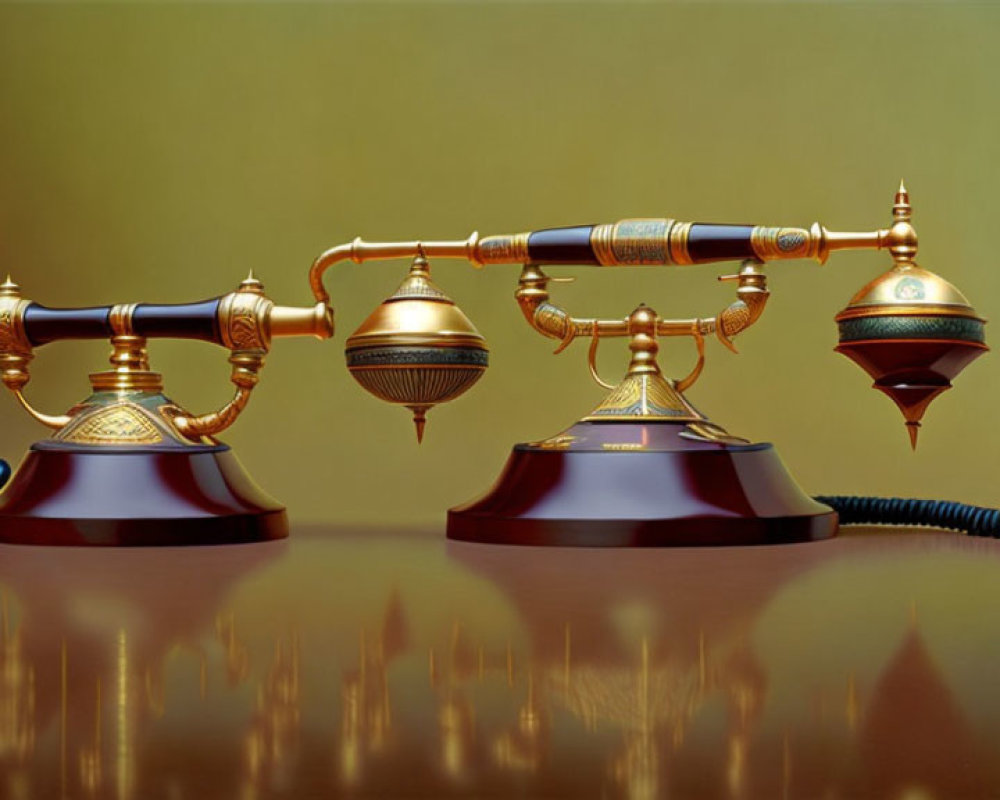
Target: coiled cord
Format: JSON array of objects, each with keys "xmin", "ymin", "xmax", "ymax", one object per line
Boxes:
[{"xmin": 816, "ymin": 495, "xmax": 1000, "ymax": 538}]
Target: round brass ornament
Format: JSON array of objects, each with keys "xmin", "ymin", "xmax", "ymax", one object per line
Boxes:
[
  {"xmin": 345, "ymin": 256, "xmax": 488, "ymax": 442},
  {"xmin": 835, "ymin": 264, "xmax": 987, "ymax": 449},
  {"xmin": 832, "ymin": 183, "xmax": 987, "ymax": 448}
]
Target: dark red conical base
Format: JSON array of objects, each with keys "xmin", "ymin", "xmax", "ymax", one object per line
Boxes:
[
  {"xmin": 0, "ymin": 444, "xmax": 287, "ymax": 546},
  {"xmin": 835, "ymin": 337, "xmax": 987, "ymax": 448},
  {"xmin": 447, "ymin": 422, "xmax": 837, "ymax": 547}
]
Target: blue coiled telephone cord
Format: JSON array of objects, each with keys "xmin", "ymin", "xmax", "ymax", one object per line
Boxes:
[
  {"xmin": 812, "ymin": 495, "xmax": 1000, "ymax": 538},
  {"xmin": 0, "ymin": 458, "xmax": 995, "ymax": 537}
]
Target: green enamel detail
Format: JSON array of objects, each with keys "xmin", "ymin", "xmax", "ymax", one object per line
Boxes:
[
  {"xmin": 837, "ymin": 315, "xmax": 985, "ymax": 344},
  {"xmin": 345, "ymin": 346, "xmax": 488, "ymax": 368}
]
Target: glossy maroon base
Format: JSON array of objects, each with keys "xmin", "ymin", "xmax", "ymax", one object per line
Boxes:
[
  {"xmin": 448, "ymin": 433, "xmax": 836, "ymax": 547},
  {"xmin": 0, "ymin": 446, "xmax": 287, "ymax": 546}
]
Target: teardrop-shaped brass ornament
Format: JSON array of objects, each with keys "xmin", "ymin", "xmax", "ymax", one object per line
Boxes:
[
  {"xmin": 835, "ymin": 184, "xmax": 987, "ymax": 448},
  {"xmin": 345, "ymin": 256, "xmax": 488, "ymax": 442}
]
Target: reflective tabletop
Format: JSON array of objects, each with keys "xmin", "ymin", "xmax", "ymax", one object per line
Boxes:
[{"xmin": 1, "ymin": 527, "xmax": 998, "ymax": 799}]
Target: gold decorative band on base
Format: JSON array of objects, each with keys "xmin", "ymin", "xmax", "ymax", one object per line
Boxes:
[{"xmin": 55, "ymin": 401, "xmax": 165, "ymax": 445}]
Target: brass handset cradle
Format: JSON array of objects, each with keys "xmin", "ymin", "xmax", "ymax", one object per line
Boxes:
[{"xmin": 513, "ymin": 259, "xmax": 766, "ymax": 427}]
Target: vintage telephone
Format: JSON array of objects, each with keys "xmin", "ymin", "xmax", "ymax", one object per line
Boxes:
[{"xmin": 0, "ymin": 184, "xmax": 990, "ymax": 545}]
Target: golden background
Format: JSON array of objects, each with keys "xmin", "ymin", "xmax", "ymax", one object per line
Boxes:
[{"xmin": 0, "ymin": 2, "xmax": 996, "ymax": 527}]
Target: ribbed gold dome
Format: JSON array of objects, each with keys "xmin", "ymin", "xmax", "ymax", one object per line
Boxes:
[{"xmin": 345, "ymin": 257, "xmax": 488, "ymax": 442}]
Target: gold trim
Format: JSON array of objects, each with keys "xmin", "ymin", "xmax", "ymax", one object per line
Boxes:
[
  {"xmin": 680, "ymin": 422, "xmax": 750, "ymax": 445},
  {"xmin": 527, "ymin": 433, "xmax": 576, "ymax": 450},
  {"xmin": 0, "ymin": 276, "xmax": 70, "ymax": 428},
  {"xmin": 835, "ymin": 337, "xmax": 988, "ymax": 350},
  {"xmin": 475, "ymin": 232, "xmax": 531, "ymax": 264},
  {"xmin": 591, "ymin": 224, "xmax": 615, "ymax": 266},
  {"xmin": 668, "ymin": 222, "xmax": 693, "ymax": 265},
  {"xmin": 108, "ymin": 303, "xmax": 138, "ymax": 337},
  {"xmin": 218, "ymin": 277, "xmax": 273, "ymax": 352},
  {"xmin": 593, "ymin": 219, "xmax": 674, "ymax": 266},
  {"xmin": 0, "ymin": 277, "xmax": 32, "ymax": 357},
  {"xmin": 345, "ymin": 333, "xmax": 487, "ymax": 349},
  {"xmin": 835, "ymin": 303, "xmax": 985, "ymax": 322},
  {"xmin": 347, "ymin": 363, "xmax": 485, "ymax": 371},
  {"xmin": 749, "ymin": 227, "xmax": 812, "ymax": 261}
]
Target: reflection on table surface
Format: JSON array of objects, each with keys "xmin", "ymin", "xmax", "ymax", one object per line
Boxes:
[{"xmin": 0, "ymin": 528, "xmax": 999, "ymax": 799}]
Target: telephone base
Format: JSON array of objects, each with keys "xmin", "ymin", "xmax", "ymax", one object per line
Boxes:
[
  {"xmin": 447, "ymin": 422, "xmax": 836, "ymax": 547},
  {"xmin": 0, "ymin": 444, "xmax": 287, "ymax": 546}
]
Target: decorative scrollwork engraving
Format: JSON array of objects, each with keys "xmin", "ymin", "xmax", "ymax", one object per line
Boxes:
[
  {"xmin": 750, "ymin": 226, "xmax": 812, "ymax": 260},
  {"xmin": 477, "ymin": 233, "xmax": 531, "ymax": 264}
]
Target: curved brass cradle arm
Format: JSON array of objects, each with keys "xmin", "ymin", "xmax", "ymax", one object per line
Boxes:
[
  {"xmin": 2, "ymin": 368, "xmax": 72, "ymax": 430},
  {"xmin": 170, "ymin": 279, "xmax": 335, "ymax": 440},
  {"xmin": 11, "ymin": 390, "xmax": 72, "ymax": 430},
  {"xmin": 171, "ymin": 350, "xmax": 263, "ymax": 439}
]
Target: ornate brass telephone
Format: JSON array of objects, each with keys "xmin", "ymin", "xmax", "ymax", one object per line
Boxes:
[
  {"xmin": 0, "ymin": 275, "xmax": 333, "ymax": 544},
  {"xmin": 0, "ymin": 184, "xmax": 989, "ymax": 545}
]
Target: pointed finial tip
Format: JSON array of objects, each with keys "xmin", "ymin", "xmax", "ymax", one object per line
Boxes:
[
  {"xmin": 898, "ymin": 178, "xmax": 907, "ymax": 194},
  {"xmin": 906, "ymin": 421, "xmax": 919, "ymax": 450},
  {"xmin": 411, "ymin": 407, "xmax": 427, "ymax": 444},
  {"xmin": 238, "ymin": 270, "xmax": 263, "ymax": 294}
]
